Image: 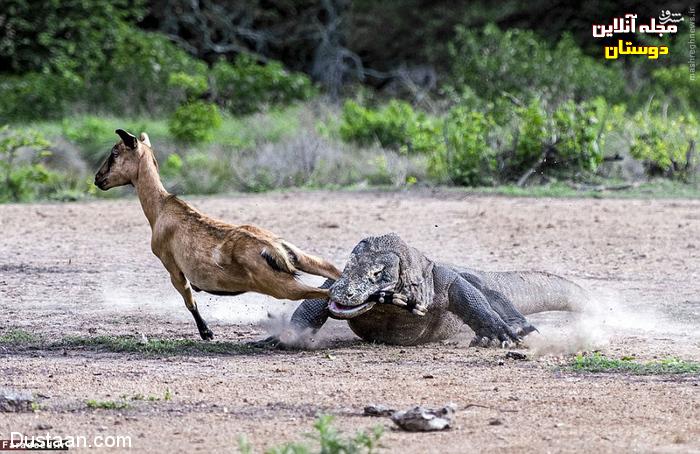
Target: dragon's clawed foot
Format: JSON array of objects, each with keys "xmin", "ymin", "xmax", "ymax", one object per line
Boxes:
[
  {"xmin": 371, "ymin": 291, "xmax": 427, "ymax": 317},
  {"xmin": 469, "ymin": 335, "xmax": 523, "ymax": 348},
  {"xmin": 248, "ymin": 336, "xmax": 284, "ymax": 349},
  {"xmin": 411, "ymin": 303, "xmax": 428, "ymax": 316},
  {"xmin": 376, "ymin": 290, "xmax": 408, "ymax": 307}
]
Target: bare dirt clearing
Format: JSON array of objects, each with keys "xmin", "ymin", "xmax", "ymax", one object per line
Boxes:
[{"xmin": 1, "ymin": 191, "xmax": 699, "ymax": 453}]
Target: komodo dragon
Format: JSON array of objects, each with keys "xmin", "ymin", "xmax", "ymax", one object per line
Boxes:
[{"xmin": 262, "ymin": 233, "xmax": 587, "ymax": 347}]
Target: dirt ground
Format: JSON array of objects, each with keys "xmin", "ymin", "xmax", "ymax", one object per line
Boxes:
[{"xmin": 1, "ymin": 190, "xmax": 699, "ymax": 453}]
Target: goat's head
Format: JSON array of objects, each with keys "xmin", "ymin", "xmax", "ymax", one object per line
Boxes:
[{"xmin": 94, "ymin": 129, "xmax": 153, "ymax": 190}]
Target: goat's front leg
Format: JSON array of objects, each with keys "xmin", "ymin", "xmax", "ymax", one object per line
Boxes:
[{"xmin": 169, "ymin": 270, "xmax": 214, "ymax": 341}]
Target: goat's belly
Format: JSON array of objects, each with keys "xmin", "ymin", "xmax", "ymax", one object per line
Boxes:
[
  {"xmin": 347, "ymin": 307, "xmax": 463, "ymax": 346},
  {"xmin": 181, "ymin": 264, "xmax": 248, "ymax": 295}
]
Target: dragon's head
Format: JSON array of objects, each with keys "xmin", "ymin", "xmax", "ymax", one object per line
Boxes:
[{"xmin": 328, "ymin": 233, "xmax": 433, "ymax": 319}]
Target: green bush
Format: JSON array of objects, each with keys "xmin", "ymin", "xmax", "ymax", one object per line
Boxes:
[
  {"xmin": 92, "ymin": 30, "xmax": 207, "ymax": 115},
  {"xmin": 0, "ymin": 126, "xmax": 59, "ymax": 202},
  {"xmin": 339, "ymin": 100, "xmax": 440, "ymax": 154},
  {"xmin": 211, "ymin": 55, "xmax": 315, "ymax": 116},
  {"xmin": 0, "ymin": 72, "xmax": 82, "ymax": 120},
  {"xmin": 168, "ymin": 101, "xmax": 222, "ymax": 144},
  {"xmin": 631, "ymin": 112, "xmax": 698, "ymax": 180},
  {"xmin": 168, "ymin": 72, "xmax": 208, "ymax": 99},
  {"xmin": 650, "ymin": 66, "xmax": 700, "ymax": 113},
  {"xmin": 429, "ymin": 107, "xmax": 495, "ymax": 185},
  {"xmin": 449, "ymin": 24, "xmax": 625, "ymax": 106},
  {"xmin": 0, "ymin": 0, "xmax": 144, "ymax": 75},
  {"xmin": 510, "ymin": 99, "xmax": 550, "ymax": 175},
  {"xmin": 551, "ymin": 98, "xmax": 610, "ymax": 172},
  {"xmin": 501, "ymin": 98, "xmax": 613, "ymax": 181}
]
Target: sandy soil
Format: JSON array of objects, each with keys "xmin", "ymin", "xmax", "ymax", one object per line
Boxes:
[{"xmin": 0, "ymin": 190, "xmax": 699, "ymax": 453}]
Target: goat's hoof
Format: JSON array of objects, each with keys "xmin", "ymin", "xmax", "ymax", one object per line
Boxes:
[{"xmin": 200, "ymin": 329, "xmax": 214, "ymax": 341}]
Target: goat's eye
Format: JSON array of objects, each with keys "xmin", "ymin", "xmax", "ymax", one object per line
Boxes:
[{"xmin": 111, "ymin": 148, "xmax": 119, "ymax": 156}]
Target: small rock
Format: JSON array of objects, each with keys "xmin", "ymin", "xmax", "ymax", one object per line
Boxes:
[
  {"xmin": 0, "ymin": 389, "xmax": 34, "ymax": 413},
  {"xmin": 505, "ymin": 351, "xmax": 527, "ymax": 360},
  {"xmin": 36, "ymin": 423, "xmax": 52, "ymax": 430},
  {"xmin": 488, "ymin": 418, "xmax": 502, "ymax": 426},
  {"xmin": 363, "ymin": 404, "xmax": 396, "ymax": 417},
  {"xmin": 422, "ymin": 374, "xmax": 434, "ymax": 379},
  {"xmin": 390, "ymin": 404, "xmax": 456, "ymax": 432}
]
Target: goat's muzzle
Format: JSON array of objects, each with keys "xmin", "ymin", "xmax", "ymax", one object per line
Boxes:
[{"xmin": 94, "ymin": 174, "xmax": 108, "ymax": 190}]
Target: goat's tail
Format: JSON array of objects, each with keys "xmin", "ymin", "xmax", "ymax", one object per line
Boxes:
[
  {"xmin": 260, "ymin": 240, "xmax": 298, "ymax": 275},
  {"xmin": 280, "ymin": 241, "xmax": 342, "ymax": 280}
]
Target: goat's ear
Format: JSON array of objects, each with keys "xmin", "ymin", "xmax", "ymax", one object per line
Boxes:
[
  {"xmin": 139, "ymin": 132, "xmax": 151, "ymax": 147},
  {"xmin": 115, "ymin": 129, "xmax": 137, "ymax": 149}
]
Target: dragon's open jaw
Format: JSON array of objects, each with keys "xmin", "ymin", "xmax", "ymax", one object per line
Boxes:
[{"xmin": 328, "ymin": 299, "xmax": 376, "ymax": 319}]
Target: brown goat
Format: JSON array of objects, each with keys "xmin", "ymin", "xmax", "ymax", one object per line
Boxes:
[{"xmin": 94, "ymin": 129, "xmax": 341, "ymax": 340}]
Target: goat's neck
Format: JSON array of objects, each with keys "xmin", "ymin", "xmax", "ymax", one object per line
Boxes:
[{"xmin": 133, "ymin": 152, "xmax": 168, "ymax": 229}]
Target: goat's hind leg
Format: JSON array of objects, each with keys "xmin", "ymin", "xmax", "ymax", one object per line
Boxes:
[
  {"xmin": 282, "ymin": 242, "xmax": 341, "ymax": 280},
  {"xmin": 169, "ymin": 269, "xmax": 214, "ymax": 341}
]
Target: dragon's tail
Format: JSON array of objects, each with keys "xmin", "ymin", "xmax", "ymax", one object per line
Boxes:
[{"xmin": 465, "ymin": 270, "xmax": 588, "ymax": 315}]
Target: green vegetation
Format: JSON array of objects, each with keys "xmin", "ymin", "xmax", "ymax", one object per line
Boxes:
[
  {"xmin": 86, "ymin": 399, "xmax": 130, "ymax": 410},
  {"xmin": 570, "ymin": 353, "xmax": 700, "ymax": 375},
  {"xmin": 239, "ymin": 415, "xmax": 383, "ymax": 454},
  {"xmin": 0, "ymin": 2, "xmax": 697, "ymax": 202},
  {"xmin": 0, "ymin": 128, "xmax": 57, "ymax": 202},
  {"xmin": 122, "ymin": 389, "xmax": 173, "ymax": 402},
  {"xmin": 58, "ymin": 335, "xmax": 257, "ymax": 356},
  {"xmin": 212, "ymin": 55, "xmax": 315, "ymax": 116},
  {"xmin": 169, "ymin": 101, "xmax": 223, "ymax": 144},
  {"xmin": 448, "ymin": 25, "xmax": 626, "ymax": 106},
  {"xmin": 0, "ymin": 329, "xmax": 39, "ymax": 344},
  {"xmin": 630, "ymin": 112, "xmax": 698, "ymax": 181},
  {"xmin": 340, "ymin": 100, "xmax": 440, "ymax": 154}
]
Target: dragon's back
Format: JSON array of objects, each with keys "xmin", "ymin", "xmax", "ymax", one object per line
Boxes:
[{"xmin": 457, "ymin": 268, "xmax": 588, "ymax": 315}]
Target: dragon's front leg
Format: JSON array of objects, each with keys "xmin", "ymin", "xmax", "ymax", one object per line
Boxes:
[{"xmin": 447, "ymin": 277, "xmax": 524, "ymax": 348}]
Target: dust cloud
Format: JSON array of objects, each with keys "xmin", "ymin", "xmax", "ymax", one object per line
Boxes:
[{"xmin": 525, "ymin": 286, "xmax": 698, "ymax": 356}]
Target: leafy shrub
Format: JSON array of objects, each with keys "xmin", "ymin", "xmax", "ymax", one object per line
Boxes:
[
  {"xmin": 211, "ymin": 55, "xmax": 315, "ymax": 116},
  {"xmin": 160, "ymin": 153, "xmax": 184, "ymax": 181},
  {"xmin": 509, "ymin": 99, "xmax": 550, "ymax": 176},
  {"xmin": 551, "ymin": 99, "xmax": 610, "ymax": 172},
  {"xmin": 168, "ymin": 101, "xmax": 222, "ymax": 144},
  {"xmin": 650, "ymin": 66, "xmax": 700, "ymax": 113},
  {"xmin": 0, "ymin": 27, "xmax": 206, "ymax": 120},
  {"xmin": 0, "ymin": 126, "xmax": 59, "ymax": 202},
  {"xmin": 429, "ymin": 107, "xmax": 495, "ymax": 185},
  {"xmin": 93, "ymin": 30, "xmax": 207, "ymax": 115},
  {"xmin": 0, "ymin": 72, "xmax": 82, "ymax": 120},
  {"xmin": 0, "ymin": 0, "xmax": 144, "ymax": 75},
  {"xmin": 168, "ymin": 72, "xmax": 208, "ymax": 99},
  {"xmin": 339, "ymin": 100, "xmax": 440, "ymax": 154},
  {"xmin": 449, "ymin": 24, "xmax": 625, "ymax": 106},
  {"xmin": 630, "ymin": 112, "xmax": 698, "ymax": 180},
  {"xmin": 501, "ymin": 98, "xmax": 613, "ymax": 181}
]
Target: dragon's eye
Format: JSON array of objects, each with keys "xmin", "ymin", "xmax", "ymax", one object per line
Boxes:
[{"xmin": 372, "ymin": 269, "xmax": 383, "ymax": 279}]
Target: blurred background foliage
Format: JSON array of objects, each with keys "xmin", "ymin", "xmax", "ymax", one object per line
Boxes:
[{"xmin": 0, "ymin": 0, "xmax": 697, "ymax": 201}]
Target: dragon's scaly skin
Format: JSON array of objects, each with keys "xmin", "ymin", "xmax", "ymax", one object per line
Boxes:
[{"xmin": 284, "ymin": 233, "xmax": 587, "ymax": 346}]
